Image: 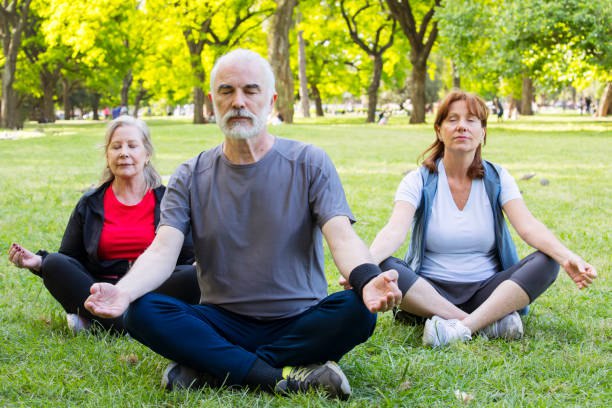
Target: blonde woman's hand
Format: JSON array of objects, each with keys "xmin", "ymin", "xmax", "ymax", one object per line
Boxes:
[{"xmin": 8, "ymin": 243, "xmax": 42, "ymax": 271}]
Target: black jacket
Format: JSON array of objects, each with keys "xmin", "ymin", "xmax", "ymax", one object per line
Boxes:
[{"xmin": 39, "ymin": 181, "xmax": 194, "ymax": 278}]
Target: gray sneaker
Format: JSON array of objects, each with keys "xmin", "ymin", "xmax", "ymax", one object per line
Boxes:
[
  {"xmin": 161, "ymin": 362, "xmax": 220, "ymax": 391},
  {"xmin": 480, "ymin": 311, "xmax": 524, "ymax": 340},
  {"xmin": 275, "ymin": 361, "xmax": 351, "ymax": 400},
  {"xmin": 423, "ymin": 315, "xmax": 472, "ymax": 347}
]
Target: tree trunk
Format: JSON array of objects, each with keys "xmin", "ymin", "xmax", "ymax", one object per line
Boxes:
[
  {"xmin": 133, "ymin": 85, "xmax": 147, "ymax": 119},
  {"xmin": 521, "ymin": 75, "xmax": 534, "ymax": 115},
  {"xmin": 193, "ymin": 86, "xmax": 206, "ymax": 124},
  {"xmin": 1, "ymin": 57, "xmax": 19, "ymax": 127},
  {"xmin": 451, "ymin": 60, "xmax": 461, "ymax": 89},
  {"xmin": 204, "ymin": 97, "xmax": 214, "ymax": 121},
  {"xmin": 410, "ymin": 60, "xmax": 427, "ymax": 124},
  {"xmin": 62, "ymin": 77, "xmax": 72, "ymax": 120},
  {"xmin": 0, "ymin": 0, "xmax": 32, "ymax": 129},
  {"xmin": 386, "ymin": 0, "xmax": 439, "ymax": 125},
  {"xmin": 40, "ymin": 74, "xmax": 56, "ymax": 122},
  {"xmin": 268, "ymin": 0, "xmax": 297, "ymax": 124},
  {"xmin": 92, "ymin": 93, "xmax": 100, "ymax": 121},
  {"xmin": 121, "ymin": 70, "xmax": 133, "ymax": 112},
  {"xmin": 311, "ymin": 83, "xmax": 324, "ymax": 117},
  {"xmin": 367, "ymin": 55, "xmax": 383, "ymax": 123},
  {"xmin": 296, "ymin": 11, "xmax": 309, "ymax": 118},
  {"xmin": 1, "ymin": 79, "xmax": 19, "ymax": 128},
  {"xmin": 184, "ymin": 36, "xmax": 206, "ymax": 124},
  {"xmin": 597, "ymin": 82, "xmax": 612, "ymax": 116}
]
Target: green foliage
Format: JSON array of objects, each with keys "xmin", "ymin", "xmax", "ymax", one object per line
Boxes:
[
  {"xmin": 436, "ymin": 1, "xmax": 495, "ymax": 81},
  {"xmin": 142, "ymin": 0, "xmax": 270, "ymax": 106},
  {"xmin": 1, "ymin": 115, "xmax": 610, "ymax": 406},
  {"xmin": 5, "ymin": 0, "xmax": 612, "ymax": 122},
  {"xmin": 299, "ymin": 0, "xmax": 366, "ymax": 102},
  {"xmin": 434, "ymin": 0, "xmax": 612, "ymax": 99}
]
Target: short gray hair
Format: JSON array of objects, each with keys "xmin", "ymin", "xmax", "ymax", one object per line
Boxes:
[
  {"xmin": 209, "ymin": 49, "xmax": 276, "ymax": 96},
  {"xmin": 100, "ymin": 116, "xmax": 162, "ymax": 190}
]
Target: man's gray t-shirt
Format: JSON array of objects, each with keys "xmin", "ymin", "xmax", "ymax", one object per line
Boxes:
[{"xmin": 160, "ymin": 137, "xmax": 354, "ymax": 319}]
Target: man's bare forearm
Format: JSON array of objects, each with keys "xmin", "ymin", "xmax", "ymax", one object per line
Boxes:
[{"xmin": 117, "ymin": 225, "xmax": 186, "ymax": 302}]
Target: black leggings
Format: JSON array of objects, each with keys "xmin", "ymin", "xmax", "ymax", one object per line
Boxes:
[
  {"xmin": 37, "ymin": 253, "xmax": 200, "ymax": 332},
  {"xmin": 381, "ymin": 251, "xmax": 560, "ymax": 314}
]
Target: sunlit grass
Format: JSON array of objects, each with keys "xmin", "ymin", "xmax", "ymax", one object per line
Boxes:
[{"xmin": 1, "ymin": 114, "xmax": 609, "ymax": 407}]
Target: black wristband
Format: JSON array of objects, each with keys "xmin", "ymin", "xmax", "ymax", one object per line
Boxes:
[{"xmin": 349, "ymin": 263, "xmax": 382, "ymax": 298}]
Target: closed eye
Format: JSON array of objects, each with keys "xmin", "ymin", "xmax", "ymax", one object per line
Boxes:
[
  {"xmin": 244, "ymin": 84, "xmax": 261, "ymax": 94},
  {"xmin": 217, "ymin": 84, "xmax": 234, "ymax": 94}
]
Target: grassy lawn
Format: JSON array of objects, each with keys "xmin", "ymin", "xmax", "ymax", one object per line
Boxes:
[{"xmin": 1, "ymin": 114, "xmax": 610, "ymax": 407}]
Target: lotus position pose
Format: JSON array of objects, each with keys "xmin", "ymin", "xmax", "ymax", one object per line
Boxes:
[
  {"xmin": 85, "ymin": 49, "xmax": 401, "ymax": 400},
  {"xmin": 359, "ymin": 90, "xmax": 597, "ymax": 347},
  {"xmin": 8, "ymin": 116, "xmax": 199, "ymax": 333}
]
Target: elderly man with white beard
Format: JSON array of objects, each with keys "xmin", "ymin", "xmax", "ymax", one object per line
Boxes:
[{"xmin": 85, "ymin": 49, "xmax": 401, "ymax": 400}]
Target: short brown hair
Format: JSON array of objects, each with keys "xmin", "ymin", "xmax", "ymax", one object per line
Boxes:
[{"xmin": 421, "ymin": 90, "xmax": 489, "ymax": 179}]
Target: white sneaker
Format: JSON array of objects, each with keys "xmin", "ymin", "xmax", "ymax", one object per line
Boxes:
[
  {"xmin": 66, "ymin": 313, "xmax": 91, "ymax": 334},
  {"xmin": 423, "ymin": 316, "xmax": 472, "ymax": 347},
  {"xmin": 480, "ymin": 311, "xmax": 524, "ymax": 340}
]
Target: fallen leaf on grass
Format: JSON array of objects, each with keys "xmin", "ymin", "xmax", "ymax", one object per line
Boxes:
[
  {"xmin": 520, "ymin": 173, "xmax": 536, "ymax": 180},
  {"xmin": 119, "ymin": 353, "xmax": 139, "ymax": 365},
  {"xmin": 398, "ymin": 380, "xmax": 412, "ymax": 391},
  {"xmin": 454, "ymin": 389, "xmax": 474, "ymax": 403},
  {"xmin": 38, "ymin": 315, "xmax": 51, "ymax": 325}
]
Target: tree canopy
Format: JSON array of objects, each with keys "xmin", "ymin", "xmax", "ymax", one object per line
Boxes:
[{"xmin": 1, "ymin": 0, "xmax": 609, "ymax": 128}]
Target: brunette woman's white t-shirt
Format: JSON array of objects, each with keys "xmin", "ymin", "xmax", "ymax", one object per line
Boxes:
[{"xmin": 395, "ymin": 161, "xmax": 521, "ymax": 282}]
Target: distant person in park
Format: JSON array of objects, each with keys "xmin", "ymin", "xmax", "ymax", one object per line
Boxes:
[
  {"xmin": 378, "ymin": 111, "xmax": 389, "ymax": 125},
  {"xmin": 585, "ymin": 96, "xmax": 592, "ymax": 114},
  {"xmin": 494, "ymin": 97, "xmax": 504, "ymax": 122},
  {"xmin": 8, "ymin": 116, "xmax": 199, "ymax": 334},
  {"xmin": 84, "ymin": 49, "xmax": 401, "ymax": 400},
  {"xmin": 343, "ymin": 90, "xmax": 597, "ymax": 347},
  {"xmin": 268, "ymin": 110, "xmax": 283, "ymax": 125}
]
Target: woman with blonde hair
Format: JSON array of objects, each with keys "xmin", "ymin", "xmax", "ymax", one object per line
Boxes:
[{"xmin": 9, "ymin": 116, "xmax": 199, "ymax": 334}]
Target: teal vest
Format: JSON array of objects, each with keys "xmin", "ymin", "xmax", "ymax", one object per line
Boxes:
[{"xmin": 404, "ymin": 160, "xmax": 520, "ymax": 274}]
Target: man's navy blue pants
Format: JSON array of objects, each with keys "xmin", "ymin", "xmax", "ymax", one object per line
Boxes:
[{"xmin": 124, "ymin": 290, "xmax": 377, "ymax": 385}]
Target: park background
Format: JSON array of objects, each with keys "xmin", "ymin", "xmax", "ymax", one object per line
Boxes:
[{"xmin": 1, "ymin": 0, "xmax": 610, "ymax": 406}]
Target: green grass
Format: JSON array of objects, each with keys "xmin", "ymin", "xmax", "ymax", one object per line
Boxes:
[{"xmin": 1, "ymin": 113, "xmax": 610, "ymax": 407}]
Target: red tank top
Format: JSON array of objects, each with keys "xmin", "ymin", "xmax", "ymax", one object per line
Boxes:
[{"xmin": 98, "ymin": 187, "xmax": 156, "ymax": 261}]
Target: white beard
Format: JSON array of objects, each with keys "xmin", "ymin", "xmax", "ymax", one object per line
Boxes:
[{"xmin": 219, "ymin": 108, "xmax": 268, "ymax": 140}]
